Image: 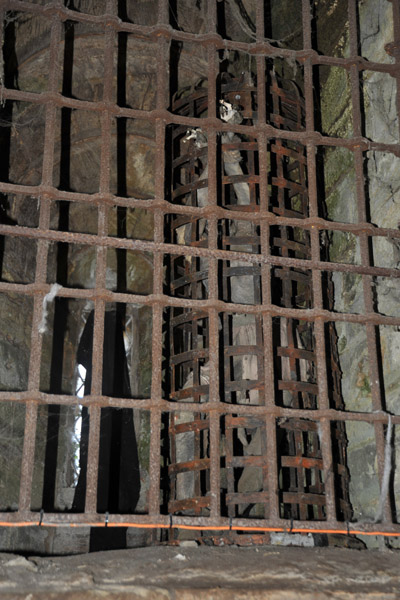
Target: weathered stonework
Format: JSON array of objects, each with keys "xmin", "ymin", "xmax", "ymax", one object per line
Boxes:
[
  {"xmin": 320, "ymin": 0, "xmax": 400, "ymax": 541},
  {"xmin": 0, "ymin": 545, "xmax": 399, "ymax": 599}
]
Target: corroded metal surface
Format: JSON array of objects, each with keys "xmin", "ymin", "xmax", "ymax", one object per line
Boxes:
[
  {"xmin": 0, "ymin": 0, "xmax": 399, "ymax": 541},
  {"xmin": 166, "ymin": 73, "xmax": 352, "ymax": 536}
]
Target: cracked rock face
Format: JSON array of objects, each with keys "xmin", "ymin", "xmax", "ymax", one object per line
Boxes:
[{"xmin": 319, "ymin": 0, "xmax": 400, "ymax": 538}]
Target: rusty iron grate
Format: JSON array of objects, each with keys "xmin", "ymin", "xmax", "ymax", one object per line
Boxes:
[
  {"xmin": 166, "ymin": 73, "xmax": 353, "ymax": 543},
  {"xmin": 0, "ymin": 0, "xmax": 399, "ymax": 543}
]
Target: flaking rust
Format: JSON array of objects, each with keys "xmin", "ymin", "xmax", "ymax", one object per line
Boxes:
[{"xmin": 166, "ymin": 73, "xmax": 351, "ymax": 543}]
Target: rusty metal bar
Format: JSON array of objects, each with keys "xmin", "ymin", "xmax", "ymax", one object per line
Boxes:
[
  {"xmin": 84, "ymin": 0, "xmax": 116, "ymax": 514},
  {"xmin": 2, "ymin": 220, "xmax": 400, "ymax": 281},
  {"xmin": 17, "ymin": 403, "xmax": 38, "ymax": 513},
  {"xmin": 17, "ymin": 5, "xmax": 63, "ymax": 515},
  {"xmin": 256, "ymin": 1, "xmax": 279, "ymax": 525},
  {"xmin": 2, "ymin": 81, "xmax": 400, "ymax": 149},
  {"xmin": 2, "ymin": 173, "xmax": 400, "ymax": 230},
  {"xmin": 166, "ymin": 57, "xmax": 351, "ymax": 532},
  {"xmin": 0, "ymin": 509, "xmax": 399, "ymax": 538},
  {"xmin": 148, "ymin": 0, "xmax": 170, "ymax": 516},
  {"xmin": 2, "ymin": 279, "xmax": 400, "ymax": 331},
  {"xmin": 0, "ymin": 0, "xmax": 398, "ymax": 542},
  {"xmin": 205, "ymin": 0, "xmax": 220, "ymax": 521},
  {"xmin": 2, "ymin": 389, "xmax": 400, "ymax": 425},
  {"xmin": 0, "ymin": 0, "xmax": 398, "ymax": 83},
  {"xmin": 302, "ymin": 0, "xmax": 337, "ymax": 524}
]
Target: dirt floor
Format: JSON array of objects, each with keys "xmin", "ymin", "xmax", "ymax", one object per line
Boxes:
[{"xmin": 0, "ymin": 543, "xmax": 399, "ymax": 599}]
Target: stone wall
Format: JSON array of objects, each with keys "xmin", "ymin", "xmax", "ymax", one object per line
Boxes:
[{"xmin": 319, "ymin": 0, "xmax": 400, "ymax": 543}]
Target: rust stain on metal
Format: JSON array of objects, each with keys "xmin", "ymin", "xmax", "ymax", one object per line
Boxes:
[{"xmin": 0, "ymin": 0, "xmax": 399, "ymax": 541}]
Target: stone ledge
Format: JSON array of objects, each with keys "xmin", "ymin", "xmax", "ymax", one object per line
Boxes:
[{"xmin": 0, "ymin": 545, "xmax": 399, "ymax": 599}]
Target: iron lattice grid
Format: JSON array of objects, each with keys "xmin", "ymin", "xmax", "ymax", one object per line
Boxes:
[{"xmin": 0, "ymin": 0, "xmax": 399, "ymax": 538}]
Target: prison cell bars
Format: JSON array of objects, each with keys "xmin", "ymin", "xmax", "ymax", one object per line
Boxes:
[{"xmin": 0, "ymin": 0, "xmax": 398, "ymax": 539}]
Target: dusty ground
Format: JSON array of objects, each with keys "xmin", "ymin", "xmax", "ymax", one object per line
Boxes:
[{"xmin": 0, "ymin": 544, "xmax": 399, "ymax": 599}]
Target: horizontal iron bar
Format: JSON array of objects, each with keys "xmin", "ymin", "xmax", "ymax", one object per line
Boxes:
[
  {"xmin": 0, "ymin": 511, "xmax": 399, "ymax": 537},
  {"xmin": 0, "ymin": 390, "xmax": 397, "ymax": 424},
  {"xmin": 2, "ymin": 86, "xmax": 400, "ymax": 156},
  {"xmin": 0, "ymin": 281, "xmax": 399, "ymax": 327},
  {"xmin": 2, "ymin": 0, "xmax": 400, "ymax": 77},
  {"xmin": 0, "ymin": 182, "xmax": 399, "ymax": 241},
  {"xmin": 0, "ymin": 223, "xmax": 399, "ymax": 279}
]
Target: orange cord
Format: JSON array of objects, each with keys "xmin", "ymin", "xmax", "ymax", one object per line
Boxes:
[{"xmin": 0, "ymin": 521, "xmax": 398, "ymax": 537}]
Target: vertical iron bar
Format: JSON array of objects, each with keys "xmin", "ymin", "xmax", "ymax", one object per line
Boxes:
[
  {"xmin": 18, "ymin": 8, "xmax": 62, "ymax": 514},
  {"xmin": 256, "ymin": 2, "xmax": 278, "ymax": 524},
  {"xmin": 206, "ymin": 0, "xmax": 220, "ymax": 519},
  {"xmin": 85, "ymin": 0, "xmax": 115, "ymax": 513},
  {"xmin": 157, "ymin": 0, "xmax": 169, "ymax": 25},
  {"xmin": 149, "ymin": 0, "xmax": 169, "ymax": 516},
  {"xmin": 302, "ymin": 0, "xmax": 336, "ymax": 522}
]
